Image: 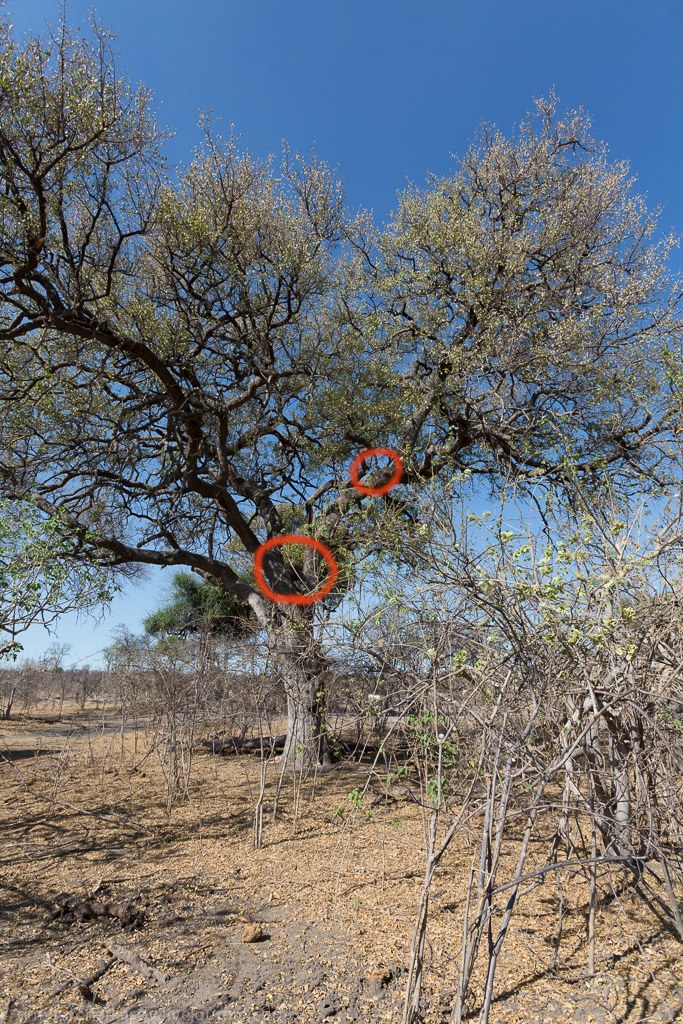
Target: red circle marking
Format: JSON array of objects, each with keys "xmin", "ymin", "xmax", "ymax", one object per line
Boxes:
[
  {"xmin": 349, "ymin": 447, "xmax": 404, "ymax": 496},
  {"xmin": 253, "ymin": 534, "xmax": 339, "ymax": 606}
]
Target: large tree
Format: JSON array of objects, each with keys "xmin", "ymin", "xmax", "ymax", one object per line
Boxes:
[{"xmin": 0, "ymin": 18, "xmax": 681, "ymax": 765}]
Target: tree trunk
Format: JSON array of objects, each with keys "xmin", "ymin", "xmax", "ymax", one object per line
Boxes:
[
  {"xmin": 2, "ymin": 686, "xmax": 15, "ymax": 720},
  {"xmin": 272, "ymin": 609, "xmax": 331, "ymax": 770}
]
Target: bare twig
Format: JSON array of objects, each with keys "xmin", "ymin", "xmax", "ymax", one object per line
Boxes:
[
  {"xmin": 51, "ymin": 957, "xmax": 116, "ymax": 999},
  {"xmin": 105, "ymin": 941, "xmax": 170, "ymax": 985}
]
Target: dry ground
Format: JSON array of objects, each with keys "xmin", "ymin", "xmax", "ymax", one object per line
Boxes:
[{"xmin": 1, "ymin": 703, "xmax": 682, "ymax": 1024}]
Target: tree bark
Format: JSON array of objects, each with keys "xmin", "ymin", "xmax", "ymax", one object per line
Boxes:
[
  {"xmin": 2, "ymin": 686, "xmax": 15, "ymax": 720},
  {"xmin": 232, "ymin": 566, "xmax": 332, "ymax": 769},
  {"xmin": 272, "ymin": 609, "xmax": 331, "ymax": 770}
]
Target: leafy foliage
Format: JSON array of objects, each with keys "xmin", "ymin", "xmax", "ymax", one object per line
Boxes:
[
  {"xmin": 143, "ymin": 570, "xmax": 257, "ymax": 638},
  {"xmin": 0, "ymin": 500, "xmax": 118, "ymax": 659}
]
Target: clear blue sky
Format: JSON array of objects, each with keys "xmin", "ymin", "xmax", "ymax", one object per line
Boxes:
[{"xmin": 8, "ymin": 0, "xmax": 683, "ymax": 667}]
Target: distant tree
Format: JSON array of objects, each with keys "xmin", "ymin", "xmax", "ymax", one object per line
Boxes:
[
  {"xmin": 0, "ymin": 18, "xmax": 681, "ymax": 765},
  {"xmin": 143, "ymin": 570, "xmax": 257, "ymax": 638},
  {"xmin": 103, "ymin": 625, "xmax": 148, "ymax": 675}
]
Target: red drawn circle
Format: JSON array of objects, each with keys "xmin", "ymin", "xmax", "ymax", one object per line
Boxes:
[
  {"xmin": 253, "ymin": 534, "xmax": 339, "ymax": 606},
  {"xmin": 349, "ymin": 447, "xmax": 404, "ymax": 496}
]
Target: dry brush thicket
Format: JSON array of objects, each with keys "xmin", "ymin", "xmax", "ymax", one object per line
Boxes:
[
  {"xmin": 367, "ymin": 491, "xmax": 683, "ymax": 1023},
  {"xmin": 3, "ymin": 496, "xmax": 683, "ymax": 1022}
]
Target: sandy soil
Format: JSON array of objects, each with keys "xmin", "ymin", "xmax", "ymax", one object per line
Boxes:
[{"xmin": 1, "ymin": 704, "xmax": 682, "ymax": 1024}]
